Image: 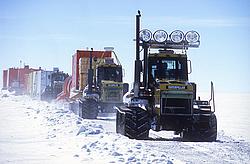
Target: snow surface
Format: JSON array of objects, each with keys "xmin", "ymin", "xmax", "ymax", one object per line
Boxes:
[{"xmin": 0, "ymin": 91, "xmax": 250, "ymax": 164}]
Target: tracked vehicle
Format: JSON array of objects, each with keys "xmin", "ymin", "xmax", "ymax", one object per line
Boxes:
[
  {"xmin": 115, "ymin": 11, "xmax": 217, "ymax": 141},
  {"xmin": 41, "ymin": 69, "xmax": 69, "ymax": 101},
  {"xmin": 79, "ymin": 48, "xmax": 128, "ymax": 119}
]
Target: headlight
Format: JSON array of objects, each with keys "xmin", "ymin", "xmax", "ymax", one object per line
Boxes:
[
  {"xmin": 170, "ymin": 30, "xmax": 184, "ymax": 43},
  {"xmin": 185, "ymin": 31, "xmax": 200, "ymax": 43},
  {"xmin": 153, "ymin": 30, "xmax": 168, "ymax": 43},
  {"xmin": 139, "ymin": 29, "xmax": 152, "ymax": 42}
]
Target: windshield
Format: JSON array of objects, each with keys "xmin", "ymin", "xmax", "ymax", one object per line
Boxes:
[
  {"xmin": 148, "ymin": 57, "xmax": 188, "ymax": 81},
  {"xmin": 97, "ymin": 66, "xmax": 122, "ymax": 84}
]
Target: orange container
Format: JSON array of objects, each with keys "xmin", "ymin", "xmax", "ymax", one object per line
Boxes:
[{"xmin": 71, "ymin": 50, "xmax": 111, "ymax": 90}]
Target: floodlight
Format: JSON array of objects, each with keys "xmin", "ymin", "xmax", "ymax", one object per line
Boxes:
[
  {"xmin": 185, "ymin": 31, "xmax": 200, "ymax": 43},
  {"xmin": 153, "ymin": 30, "xmax": 168, "ymax": 43},
  {"xmin": 139, "ymin": 29, "xmax": 152, "ymax": 42},
  {"xmin": 170, "ymin": 30, "xmax": 184, "ymax": 43}
]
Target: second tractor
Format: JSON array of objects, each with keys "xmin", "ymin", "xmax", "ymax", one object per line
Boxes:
[{"xmin": 77, "ymin": 48, "xmax": 128, "ymax": 119}]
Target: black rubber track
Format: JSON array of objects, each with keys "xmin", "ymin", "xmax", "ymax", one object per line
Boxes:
[
  {"xmin": 81, "ymin": 99, "xmax": 98, "ymax": 119},
  {"xmin": 116, "ymin": 107, "xmax": 150, "ymax": 140},
  {"xmin": 182, "ymin": 113, "xmax": 217, "ymax": 142}
]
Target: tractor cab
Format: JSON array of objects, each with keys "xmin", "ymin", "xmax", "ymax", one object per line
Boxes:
[
  {"xmin": 96, "ymin": 58, "xmax": 124, "ymax": 109},
  {"xmin": 97, "ymin": 60, "xmax": 123, "ymax": 86},
  {"xmin": 148, "ymin": 52, "xmax": 188, "ymax": 83}
]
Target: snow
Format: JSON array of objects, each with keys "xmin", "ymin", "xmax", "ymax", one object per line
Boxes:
[
  {"xmin": 198, "ymin": 92, "xmax": 250, "ymax": 142},
  {"xmin": 0, "ymin": 90, "xmax": 250, "ymax": 163}
]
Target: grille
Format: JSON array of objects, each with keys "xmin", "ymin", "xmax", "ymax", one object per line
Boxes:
[
  {"xmin": 162, "ymin": 98, "xmax": 191, "ymax": 114},
  {"xmin": 103, "ymin": 88, "xmax": 122, "ymax": 102}
]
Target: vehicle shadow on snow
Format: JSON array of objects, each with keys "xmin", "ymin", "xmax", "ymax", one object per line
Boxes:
[
  {"xmin": 146, "ymin": 135, "xmax": 241, "ymax": 143},
  {"xmin": 146, "ymin": 137, "xmax": 183, "ymax": 142},
  {"xmin": 97, "ymin": 117, "xmax": 116, "ymax": 121},
  {"xmin": 96, "ymin": 113, "xmax": 116, "ymax": 121},
  {"xmin": 146, "ymin": 133, "xmax": 184, "ymax": 141},
  {"xmin": 215, "ymin": 138, "xmax": 247, "ymax": 144},
  {"xmin": 146, "ymin": 137, "xmax": 224, "ymax": 142},
  {"xmin": 146, "ymin": 134, "xmax": 222, "ymax": 142}
]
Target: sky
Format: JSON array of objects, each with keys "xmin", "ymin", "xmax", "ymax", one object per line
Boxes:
[{"xmin": 0, "ymin": 0, "xmax": 249, "ymax": 92}]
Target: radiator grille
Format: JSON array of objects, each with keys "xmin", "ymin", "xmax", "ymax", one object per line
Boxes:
[{"xmin": 162, "ymin": 98, "xmax": 191, "ymax": 114}]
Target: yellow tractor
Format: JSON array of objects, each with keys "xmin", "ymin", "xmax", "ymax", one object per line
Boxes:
[
  {"xmin": 115, "ymin": 11, "xmax": 217, "ymax": 141},
  {"xmin": 79, "ymin": 48, "xmax": 128, "ymax": 119}
]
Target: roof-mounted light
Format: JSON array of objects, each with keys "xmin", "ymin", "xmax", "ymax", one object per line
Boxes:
[
  {"xmin": 170, "ymin": 30, "xmax": 184, "ymax": 43},
  {"xmin": 185, "ymin": 31, "xmax": 200, "ymax": 43},
  {"xmin": 139, "ymin": 29, "xmax": 152, "ymax": 42},
  {"xmin": 153, "ymin": 30, "xmax": 168, "ymax": 43}
]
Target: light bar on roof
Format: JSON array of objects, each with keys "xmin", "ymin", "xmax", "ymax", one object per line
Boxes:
[
  {"xmin": 139, "ymin": 29, "xmax": 200, "ymax": 48},
  {"xmin": 153, "ymin": 30, "xmax": 168, "ymax": 43},
  {"xmin": 170, "ymin": 30, "xmax": 184, "ymax": 43},
  {"xmin": 185, "ymin": 31, "xmax": 200, "ymax": 43},
  {"xmin": 139, "ymin": 29, "xmax": 152, "ymax": 42}
]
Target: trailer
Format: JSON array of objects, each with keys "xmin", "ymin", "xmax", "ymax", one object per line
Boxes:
[
  {"xmin": 30, "ymin": 70, "xmax": 53, "ymax": 99},
  {"xmin": 2, "ymin": 65, "xmax": 40, "ymax": 94},
  {"xmin": 2, "ymin": 70, "xmax": 8, "ymax": 90},
  {"xmin": 27, "ymin": 68, "xmax": 68, "ymax": 101}
]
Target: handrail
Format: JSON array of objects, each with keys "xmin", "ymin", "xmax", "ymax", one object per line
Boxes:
[
  {"xmin": 112, "ymin": 51, "xmax": 121, "ymax": 66},
  {"xmin": 209, "ymin": 81, "xmax": 215, "ymax": 112}
]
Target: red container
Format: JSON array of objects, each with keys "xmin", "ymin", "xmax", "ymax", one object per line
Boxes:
[
  {"xmin": 71, "ymin": 50, "xmax": 111, "ymax": 90},
  {"xmin": 2, "ymin": 70, "xmax": 8, "ymax": 89},
  {"xmin": 8, "ymin": 68, "xmax": 19, "ymax": 89},
  {"xmin": 7, "ymin": 65, "xmax": 40, "ymax": 93}
]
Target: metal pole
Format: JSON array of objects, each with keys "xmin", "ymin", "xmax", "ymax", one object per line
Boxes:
[
  {"xmin": 134, "ymin": 10, "xmax": 141, "ymax": 97},
  {"xmin": 88, "ymin": 48, "xmax": 93, "ymax": 93},
  {"xmin": 143, "ymin": 43, "xmax": 148, "ymax": 89},
  {"xmin": 136, "ymin": 11, "xmax": 141, "ymax": 61}
]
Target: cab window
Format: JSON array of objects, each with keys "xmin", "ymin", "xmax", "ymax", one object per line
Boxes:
[{"xmin": 149, "ymin": 58, "xmax": 187, "ymax": 81}]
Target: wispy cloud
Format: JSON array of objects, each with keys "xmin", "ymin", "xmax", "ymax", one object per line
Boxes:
[
  {"xmin": 0, "ymin": 34, "xmax": 74, "ymax": 41},
  {"xmin": 66, "ymin": 15, "xmax": 250, "ymax": 28},
  {"xmin": 147, "ymin": 16, "xmax": 250, "ymax": 28},
  {"xmin": 65, "ymin": 16, "xmax": 133, "ymax": 26}
]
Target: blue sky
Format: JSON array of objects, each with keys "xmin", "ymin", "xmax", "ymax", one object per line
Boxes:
[{"xmin": 0, "ymin": 0, "xmax": 249, "ymax": 92}]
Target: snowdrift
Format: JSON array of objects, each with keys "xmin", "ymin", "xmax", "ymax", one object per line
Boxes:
[{"xmin": 0, "ymin": 91, "xmax": 249, "ymax": 163}]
